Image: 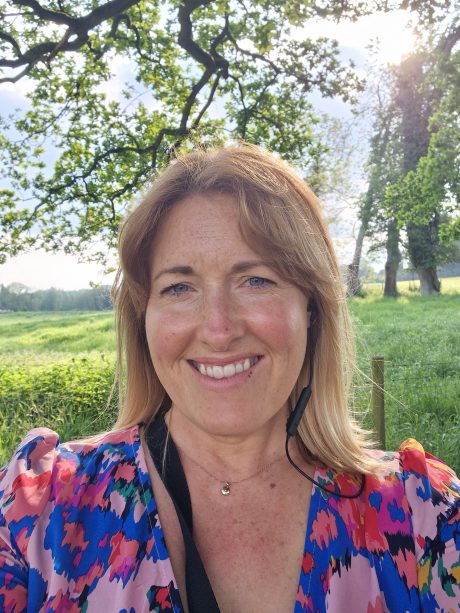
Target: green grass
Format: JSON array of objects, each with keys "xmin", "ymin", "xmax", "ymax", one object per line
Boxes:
[
  {"xmin": 0, "ymin": 354, "xmax": 117, "ymax": 461},
  {"xmin": 1, "ymin": 280, "xmax": 459, "ymax": 472},
  {"xmin": 0, "ymin": 311, "xmax": 116, "ymax": 354},
  {"xmin": 0, "ymin": 311, "xmax": 118, "ymax": 463},
  {"xmin": 350, "ymin": 279, "xmax": 460, "ymax": 472}
]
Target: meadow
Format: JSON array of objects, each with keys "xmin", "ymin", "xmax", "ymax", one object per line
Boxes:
[{"xmin": 1, "ymin": 278, "xmax": 459, "ymax": 472}]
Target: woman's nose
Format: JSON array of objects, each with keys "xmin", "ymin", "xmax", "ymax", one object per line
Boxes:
[{"xmin": 198, "ymin": 291, "xmax": 244, "ymax": 351}]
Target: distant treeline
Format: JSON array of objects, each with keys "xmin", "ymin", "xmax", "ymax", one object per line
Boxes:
[
  {"xmin": 358, "ymin": 261, "xmax": 460, "ymax": 284},
  {"xmin": 398, "ymin": 262, "xmax": 460, "ymax": 280},
  {"xmin": 2, "ymin": 260, "xmax": 460, "ymax": 311},
  {"xmin": 0, "ymin": 284, "xmax": 112, "ymax": 311}
]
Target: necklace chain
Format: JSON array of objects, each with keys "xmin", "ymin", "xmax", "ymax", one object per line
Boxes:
[{"xmin": 177, "ymin": 445, "xmax": 284, "ymax": 495}]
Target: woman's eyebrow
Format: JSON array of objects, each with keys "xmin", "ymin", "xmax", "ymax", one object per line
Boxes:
[
  {"xmin": 152, "ymin": 265, "xmax": 194, "ymax": 282},
  {"xmin": 230, "ymin": 260, "xmax": 269, "ymax": 273},
  {"xmin": 153, "ymin": 260, "xmax": 268, "ymax": 282}
]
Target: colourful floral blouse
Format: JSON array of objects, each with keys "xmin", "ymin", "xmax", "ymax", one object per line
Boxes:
[{"xmin": 0, "ymin": 427, "xmax": 458, "ymax": 612}]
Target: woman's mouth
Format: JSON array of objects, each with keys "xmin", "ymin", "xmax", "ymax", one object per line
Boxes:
[{"xmin": 190, "ymin": 356, "xmax": 262, "ymax": 380}]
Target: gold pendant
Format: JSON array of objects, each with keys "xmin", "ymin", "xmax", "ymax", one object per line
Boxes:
[{"xmin": 221, "ymin": 482, "xmax": 231, "ymax": 495}]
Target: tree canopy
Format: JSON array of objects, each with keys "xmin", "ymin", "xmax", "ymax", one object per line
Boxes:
[
  {"xmin": 0, "ymin": 0, "xmax": 457, "ymax": 263},
  {"xmin": 348, "ymin": 8, "xmax": 460, "ymax": 296}
]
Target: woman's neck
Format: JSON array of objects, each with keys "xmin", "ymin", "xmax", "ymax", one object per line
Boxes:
[{"xmin": 164, "ymin": 406, "xmax": 289, "ymax": 481}]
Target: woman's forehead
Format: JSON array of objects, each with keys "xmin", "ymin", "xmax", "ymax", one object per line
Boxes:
[{"xmin": 148, "ymin": 193, "xmax": 253, "ymax": 269}]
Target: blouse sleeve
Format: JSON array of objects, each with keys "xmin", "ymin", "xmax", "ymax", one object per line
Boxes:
[
  {"xmin": 0, "ymin": 429, "xmax": 59, "ymax": 613},
  {"xmin": 399, "ymin": 439, "xmax": 460, "ymax": 610}
]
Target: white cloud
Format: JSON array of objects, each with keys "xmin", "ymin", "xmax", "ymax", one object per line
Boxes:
[
  {"xmin": 0, "ymin": 250, "xmax": 116, "ymax": 291},
  {"xmin": 297, "ymin": 10, "xmax": 416, "ymax": 66}
]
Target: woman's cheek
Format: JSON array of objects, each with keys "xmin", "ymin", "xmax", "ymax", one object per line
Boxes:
[
  {"xmin": 146, "ymin": 307, "xmax": 194, "ymax": 358},
  {"xmin": 250, "ymin": 300, "xmax": 307, "ymax": 349}
]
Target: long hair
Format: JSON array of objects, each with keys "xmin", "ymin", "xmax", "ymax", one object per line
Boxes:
[{"xmin": 112, "ymin": 144, "xmax": 376, "ymax": 473}]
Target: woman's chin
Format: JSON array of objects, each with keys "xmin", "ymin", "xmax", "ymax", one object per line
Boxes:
[{"xmin": 168, "ymin": 402, "xmax": 287, "ymax": 442}]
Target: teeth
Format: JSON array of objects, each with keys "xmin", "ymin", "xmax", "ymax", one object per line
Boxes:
[
  {"xmin": 194, "ymin": 357, "xmax": 259, "ymax": 380},
  {"xmin": 213, "ymin": 366, "xmax": 224, "ymax": 379},
  {"xmin": 223, "ymin": 364, "xmax": 236, "ymax": 378}
]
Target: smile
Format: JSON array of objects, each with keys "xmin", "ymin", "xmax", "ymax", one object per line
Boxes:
[{"xmin": 190, "ymin": 356, "xmax": 261, "ymax": 380}]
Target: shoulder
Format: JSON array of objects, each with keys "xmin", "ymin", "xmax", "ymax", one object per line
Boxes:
[
  {"xmin": 365, "ymin": 439, "xmax": 459, "ymax": 502},
  {"xmin": 1, "ymin": 427, "xmax": 181, "ymax": 609},
  {"xmin": 309, "ymin": 443, "xmax": 459, "ymax": 608},
  {"xmin": 397, "ymin": 438, "xmax": 459, "ymax": 502},
  {"xmin": 366, "ymin": 440, "xmax": 459, "ymax": 559},
  {"xmin": 0, "ymin": 428, "xmax": 59, "ymax": 526},
  {"xmin": 368, "ymin": 439, "xmax": 459, "ymax": 509},
  {"xmin": 1, "ymin": 426, "xmax": 142, "ymax": 484},
  {"xmin": 321, "ymin": 441, "xmax": 459, "ymax": 553},
  {"xmin": 396, "ymin": 439, "xmax": 459, "ymax": 559},
  {"xmin": 0, "ymin": 426, "xmax": 143, "ymax": 553}
]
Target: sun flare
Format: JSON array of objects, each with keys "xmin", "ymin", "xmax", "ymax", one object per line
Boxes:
[{"xmin": 299, "ymin": 10, "xmax": 417, "ymax": 66}]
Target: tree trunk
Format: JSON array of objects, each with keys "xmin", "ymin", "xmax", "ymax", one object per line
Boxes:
[
  {"xmin": 406, "ymin": 222, "xmax": 441, "ymax": 295},
  {"xmin": 417, "ymin": 267, "xmax": 441, "ymax": 295},
  {"xmin": 346, "ymin": 222, "xmax": 366, "ymax": 297},
  {"xmin": 384, "ymin": 220, "xmax": 400, "ymax": 297},
  {"xmin": 384, "ymin": 261, "xmax": 398, "ymax": 297}
]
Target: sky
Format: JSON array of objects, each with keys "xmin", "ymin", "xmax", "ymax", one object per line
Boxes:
[{"xmin": 0, "ymin": 10, "xmax": 416, "ymax": 290}]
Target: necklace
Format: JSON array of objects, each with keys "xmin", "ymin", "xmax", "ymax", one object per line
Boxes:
[{"xmin": 178, "ymin": 446, "xmax": 285, "ymax": 495}]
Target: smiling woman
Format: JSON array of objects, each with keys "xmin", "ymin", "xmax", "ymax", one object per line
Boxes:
[
  {"xmin": 144, "ymin": 192, "xmax": 309, "ymax": 441},
  {"xmin": 0, "ymin": 144, "xmax": 459, "ymax": 613},
  {"xmin": 114, "ymin": 145, "xmax": 364, "ymax": 472}
]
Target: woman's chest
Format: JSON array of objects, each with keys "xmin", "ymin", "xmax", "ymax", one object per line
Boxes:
[{"xmin": 189, "ymin": 479, "xmax": 312, "ymax": 613}]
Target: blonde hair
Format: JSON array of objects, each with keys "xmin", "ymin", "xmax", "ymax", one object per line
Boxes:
[{"xmin": 113, "ymin": 143, "xmax": 376, "ymax": 474}]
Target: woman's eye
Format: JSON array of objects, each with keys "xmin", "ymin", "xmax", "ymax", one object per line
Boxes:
[
  {"xmin": 246, "ymin": 276, "xmax": 274, "ymax": 288},
  {"xmin": 161, "ymin": 283, "xmax": 191, "ymax": 295}
]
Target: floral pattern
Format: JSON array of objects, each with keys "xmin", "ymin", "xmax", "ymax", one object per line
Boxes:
[
  {"xmin": 0, "ymin": 427, "xmax": 458, "ymax": 612},
  {"xmin": 296, "ymin": 441, "xmax": 459, "ymax": 612}
]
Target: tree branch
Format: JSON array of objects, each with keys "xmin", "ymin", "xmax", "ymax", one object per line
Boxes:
[
  {"xmin": 1, "ymin": 0, "xmax": 142, "ymax": 78},
  {"xmin": 191, "ymin": 73, "xmax": 221, "ymax": 129},
  {"xmin": 226, "ymin": 29, "xmax": 280, "ymax": 75},
  {"xmin": 180, "ymin": 67, "xmax": 215, "ymax": 131},
  {"xmin": 11, "ymin": 0, "xmax": 76, "ymax": 27},
  {"xmin": 0, "ymin": 63, "xmax": 34, "ymax": 83},
  {"xmin": 175, "ymin": 2, "xmax": 231, "ymax": 135},
  {"xmin": 177, "ymin": 0, "xmax": 217, "ymax": 69},
  {"xmin": 110, "ymin": 14, "xmax": 152, "ymax": 62},
  {"xmin": 0, "ymin": 30, "xmax": 22, "ymax": 57},
  {"xmin": 437, "ymin": 23, "xmax": 460, "ymax": 55},
  {"xmin": 227, "ymin": 74, "xmax": 248, "ymax": 138}
]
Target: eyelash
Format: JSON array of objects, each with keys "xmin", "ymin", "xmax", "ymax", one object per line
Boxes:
[
  {"xmin": 245, "ymin": 276, "xmax": 274, "ymax": 288},
  {"xmin": 160, "ymin": 276, "xmax": 274, "ymax": 296},
  {"xmin": 161, "ymin": 283, "xmax": 191, "ymax": 296}
]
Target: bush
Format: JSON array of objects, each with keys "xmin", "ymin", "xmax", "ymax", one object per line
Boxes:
[{"xmin": 0, "ymin": 355, "xmax": 117, "ymax": 465}]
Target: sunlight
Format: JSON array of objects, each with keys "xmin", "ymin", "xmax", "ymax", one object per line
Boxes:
[
  {"xmin": 299, "ymin": 10, "xmax": 417, "ymax": 66},
  {"xmin": 363, "ymin": 11, "xmax": 418, "ymax": 64}
]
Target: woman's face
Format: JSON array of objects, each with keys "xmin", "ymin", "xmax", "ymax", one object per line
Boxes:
[{"xmin": 145, "ymin": 192, "xmax": 309, "ymax": 438}]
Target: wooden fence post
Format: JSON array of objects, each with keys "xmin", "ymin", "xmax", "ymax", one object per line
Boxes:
[{"xmin": 372, "ymin": 356, "xmax": 385, "ymax": 449}]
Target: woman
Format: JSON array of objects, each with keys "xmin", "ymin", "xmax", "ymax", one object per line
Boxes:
[{"xmin": 0, "ymin": 144, "xmax": 458, "ymax": 612}]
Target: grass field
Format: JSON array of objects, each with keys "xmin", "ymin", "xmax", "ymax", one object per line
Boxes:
[
  {"xmin": 1, "ymin": 279, "xmax": 459, "ymax": 472},
  {"xmin": 350, "ymin": 281, "xmax": 459, "ymax": 472}
]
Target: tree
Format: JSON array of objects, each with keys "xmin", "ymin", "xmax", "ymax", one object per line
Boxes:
[
  {"xmin": 303, "ymin": 113, "xmax": 364, "ymax": 201},
  {"xmin": 352, "ymin": 10, "xmax": 460, "ymax": 297},
  {"xmin": 383, "ymin": 42, "xmax": 460, "ymax": 294},
  {"xmin": 346, "ymin": 67, "xmax": 403, "ymax": 297},
  {"xmin": 0, "ymin": 0, "xmax": 456, "ymax": 263}
]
